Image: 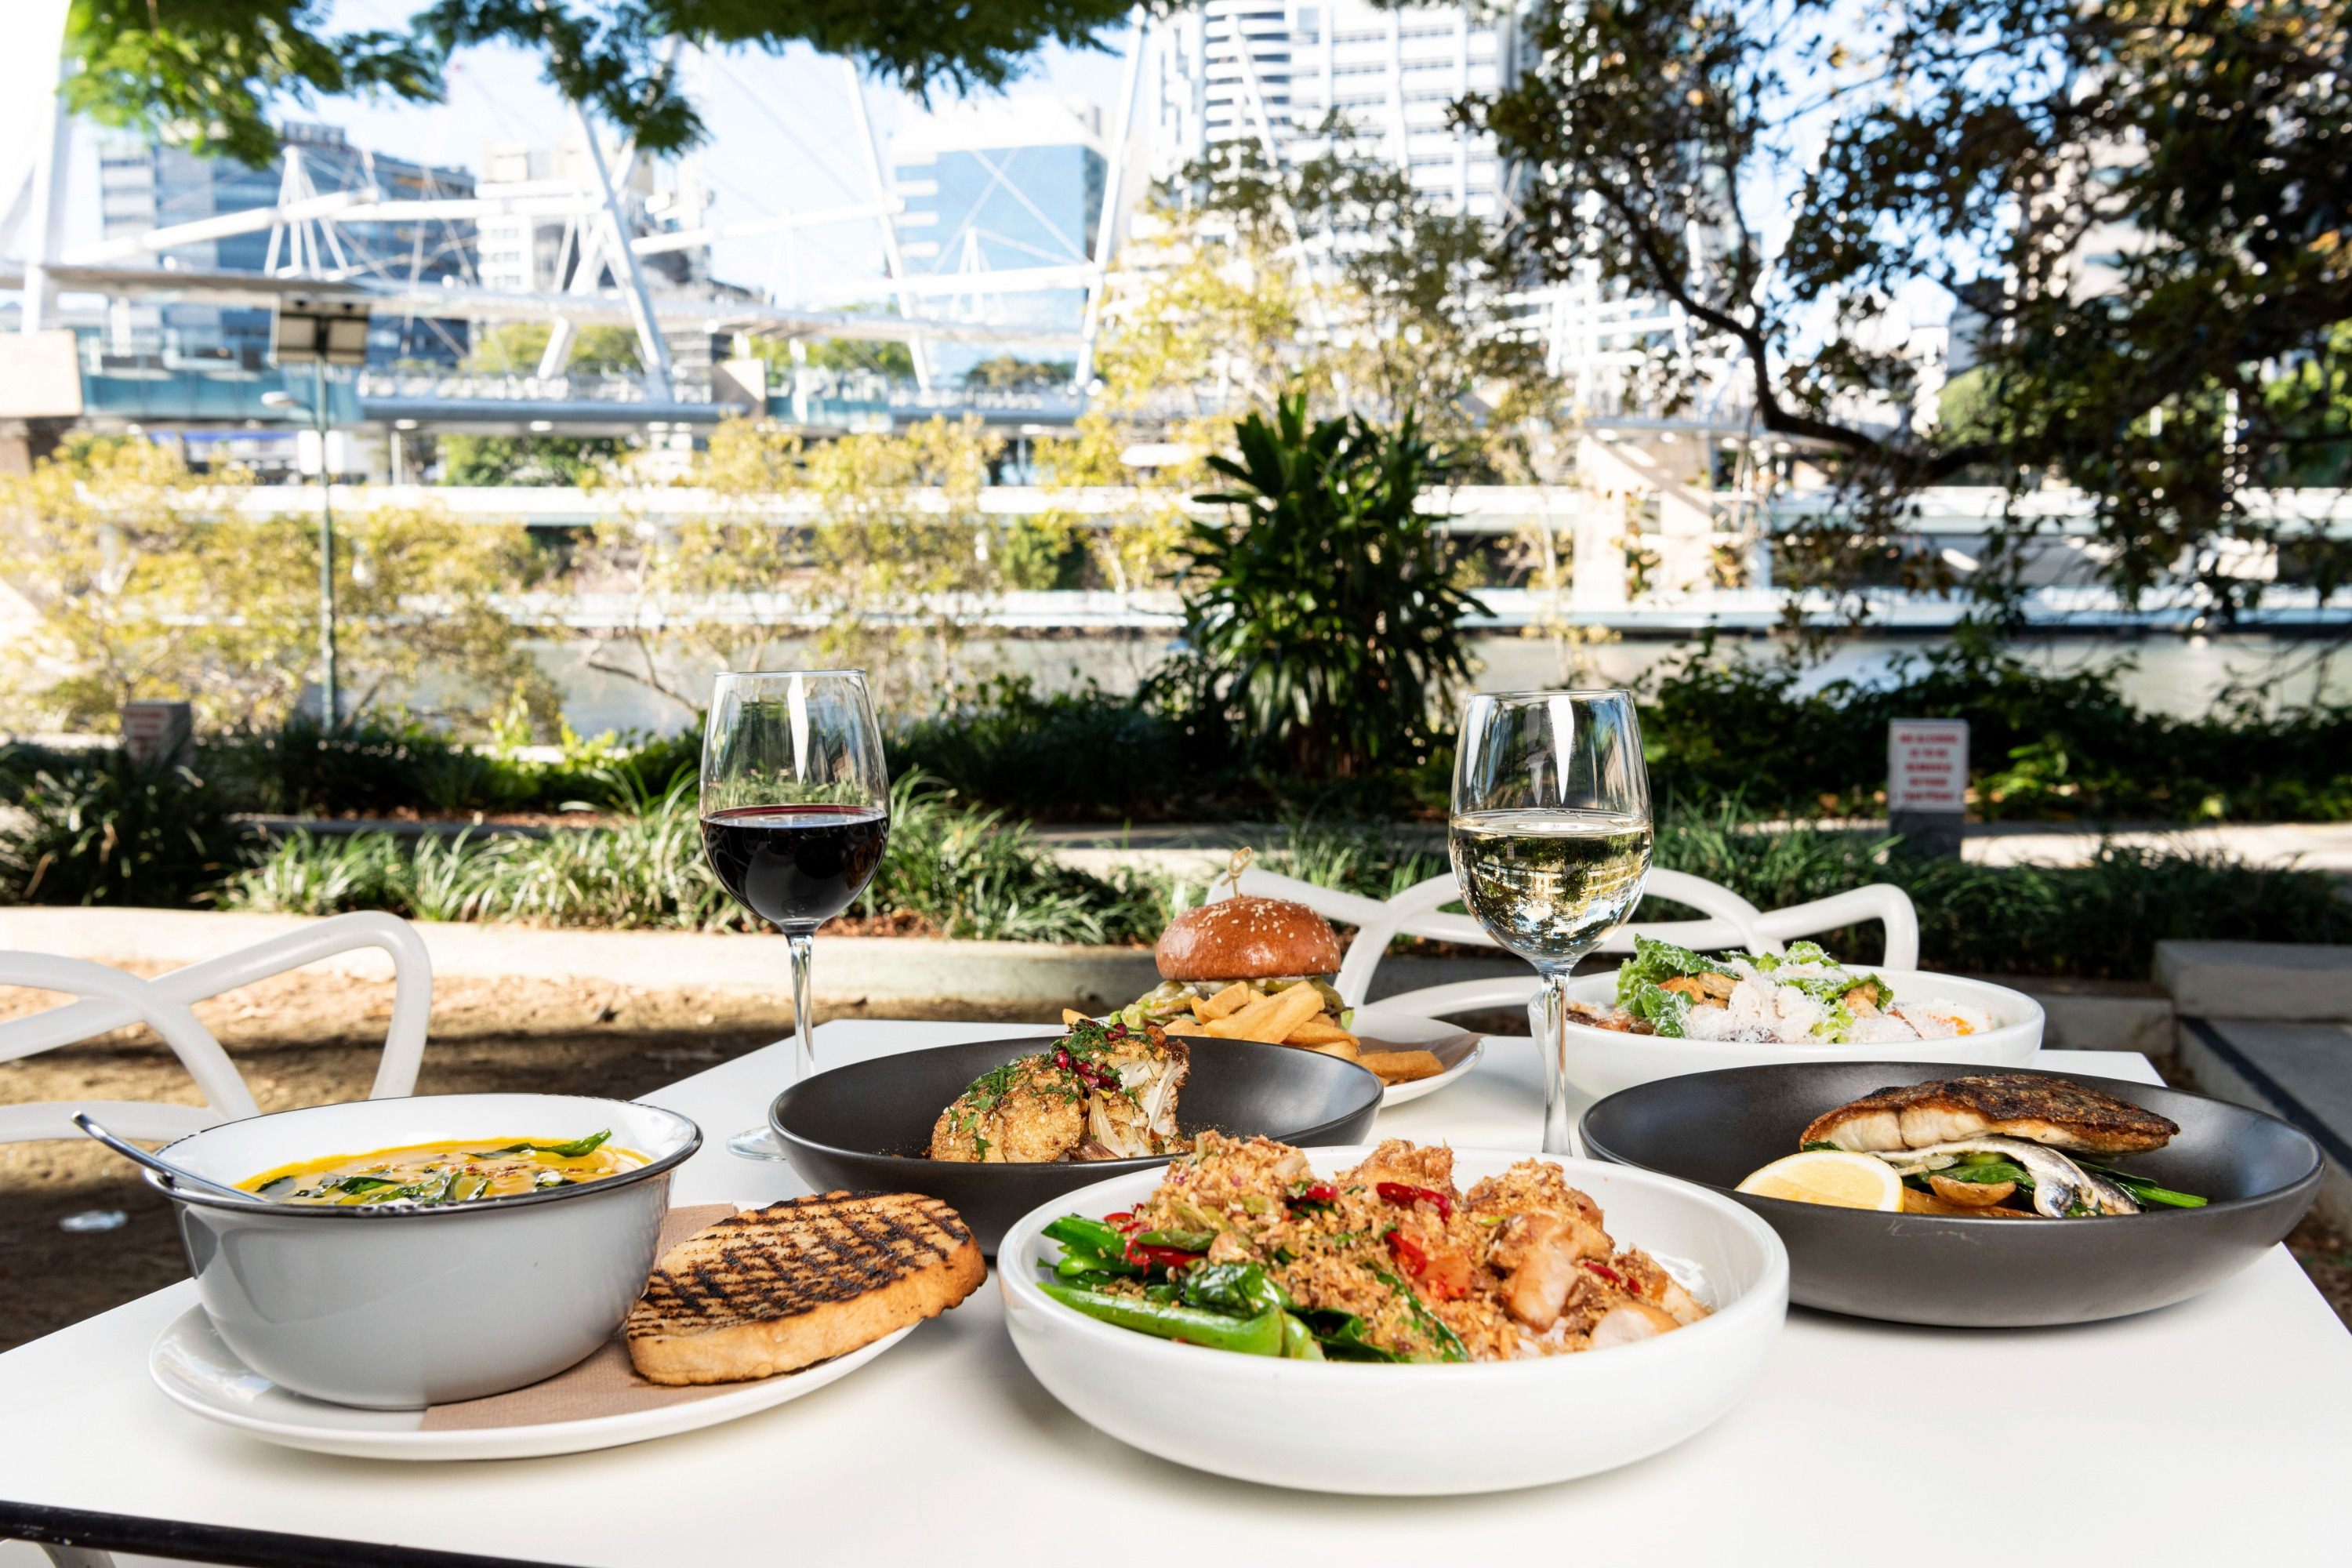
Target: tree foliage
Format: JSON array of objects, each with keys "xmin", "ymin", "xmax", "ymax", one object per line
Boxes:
[
  {"xmin": 65, "ymin": 0, "xmax": 442, "ymax": 169},
  {"xmin": 1098, "ymin": 136, "xmax": 1555, "ymax": 474},
  {"xmin": 1468, "ymin": 0, "xmax": 2352, "ymax": 619},
  {"xmin": 1158, "ymin": 394, "xmax": 1488, "ymax": 779},
  {"xmin": 67, "ymin": 0, "xmax": 1139, "ymax": 165},
  {"xmin": 0, "ymin": 436, "xmax": 556, "ymax": 735}
]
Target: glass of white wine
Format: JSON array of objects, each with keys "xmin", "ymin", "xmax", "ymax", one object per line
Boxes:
[{"xmin": 1450, "ymin": 691, "xmax": 1653, "ymax": 1155}]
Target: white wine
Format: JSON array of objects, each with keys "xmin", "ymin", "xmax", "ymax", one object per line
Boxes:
[{"xmin": 1449, "ymin": 809, "xmax": 1654, "ymax": 967}]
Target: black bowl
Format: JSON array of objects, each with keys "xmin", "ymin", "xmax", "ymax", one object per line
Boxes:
[
  {"xmin": 771, "ymin": 1036, "xmax": 1385, "ymax": 1252},
  {"xmin": 1581, "ymin": 1061, "xmax": 2321, "ymax": 1327}
]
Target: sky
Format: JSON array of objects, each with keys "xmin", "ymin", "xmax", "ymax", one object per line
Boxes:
[{"xmin": 0, "ymin": 0, "xmax": 1136, "ymax": 309}]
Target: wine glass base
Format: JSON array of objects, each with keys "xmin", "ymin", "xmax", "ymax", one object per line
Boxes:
[{"xmin": 725, "ymin": 1125, "xmax": 792, "ymax": 1163}]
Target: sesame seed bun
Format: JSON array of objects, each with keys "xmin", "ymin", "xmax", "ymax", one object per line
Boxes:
[{"xmin": 1156, "ymin": 895, "xmax": 1344, "ymax": 982}]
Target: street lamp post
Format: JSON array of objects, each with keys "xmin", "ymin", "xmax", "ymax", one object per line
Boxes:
[
  {"xmin": 266, "ymin": 296, "xmax": 371, "ymax": 729},
  {"xmin": 263, "ymin": 368, "xmax": 337, "ymax": 725}
]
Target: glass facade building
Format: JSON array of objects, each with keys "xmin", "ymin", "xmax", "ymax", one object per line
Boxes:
[
  {"xmin": 96, "ymin": 122, "xmax": 477, "ymax": 368},
  {"xmin": 890, "ymin": 96, "xmax": 1108, "ymax": 378}
]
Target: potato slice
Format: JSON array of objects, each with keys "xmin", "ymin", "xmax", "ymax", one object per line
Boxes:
[
  {"xmin": 1062, "ymin": 1008, "xmax": 1092, "ymax": 1027},
  {"xmin": 1283, "ymin": 1016, "xmax": 1357, "ymax": 1047},
  {"xmin": 1359, "ymin": 1049, "xmax": 1444, "ymax": 1084},
  {"xmin": 1207, "ymin": 983, "xmax": 1324, "ymax": 1044},
  {"xmin": 1194, "ymin": 982, "xmax": 1254, "ymax": 1022}
]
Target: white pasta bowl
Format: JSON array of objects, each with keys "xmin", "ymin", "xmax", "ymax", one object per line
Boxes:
[
  {"xmin": 1555, "ymin": 967, "xmax": 2045, "ymax": 1101},
  {"xmin": 999, "ymin": 1146, "xmax": 1788, "ymax": 1495},
  {"xmin": 151, "ymin": 1094, "xmax": 700, "ymax": 1410}
]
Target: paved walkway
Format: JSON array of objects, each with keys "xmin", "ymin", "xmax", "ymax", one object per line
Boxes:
[{"xmin": 1036, "ymin": 820, "xmax": 2352, "ymax": 877}]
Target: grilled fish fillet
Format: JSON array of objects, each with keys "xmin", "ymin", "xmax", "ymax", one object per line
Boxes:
[
  {"xmin": 625, "ymin": 1192, "xmax": 985, "ymax": 1385},
  {"xmin": 1803, "ymin": 1073, "xmax": 2178, "ymax": 1156}
]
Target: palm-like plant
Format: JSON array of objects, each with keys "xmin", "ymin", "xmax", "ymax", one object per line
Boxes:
[{"xmin": 1171, "ymin": 395, "xmax": 1487, "ymax": 778}]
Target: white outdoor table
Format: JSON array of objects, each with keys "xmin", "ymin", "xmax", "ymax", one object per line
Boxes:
[{"xmin": 2, "ymin": 1022, "xmax": 2347, "ymax": 1567}]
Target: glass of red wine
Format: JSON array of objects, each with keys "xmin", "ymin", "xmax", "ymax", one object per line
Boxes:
[{"xmin": 701, "ymin": 670, "xmax": 891, "ymax": 1160}]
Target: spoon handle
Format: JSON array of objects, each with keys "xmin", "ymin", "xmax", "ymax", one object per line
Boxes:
[{"xmin": 71, "ymin": 1114, "xmax": 267, "ymax": 1203}]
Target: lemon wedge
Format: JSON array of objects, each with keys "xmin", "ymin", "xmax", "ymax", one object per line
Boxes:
[{"xmin": 1736, "ymin": 1150, "xmax": 1904, "ymax": 1210}]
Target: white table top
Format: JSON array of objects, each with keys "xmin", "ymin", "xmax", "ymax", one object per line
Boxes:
[{"xmin": 3, "ymin": 1024, "xmax": 2348, "ymax": 1566}]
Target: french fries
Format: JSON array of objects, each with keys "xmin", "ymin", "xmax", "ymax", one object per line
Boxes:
[
  {"xmin": 1192, "ymin": 982, "xmax": 1254, "ymax": 1022},
  {"xmin": 1359, "ymin": 1049, "xmax": 1445, "ymax": 1084},
  {"xmin": 1283, "ymin": 1016, "xmax": 1358, "ymax": 1047},
  {"xmin": 1204, "ymin": 982, "xmax": 1325, "ymax": 1045},
  {"xmin": 1296, "ymin": 1037, "xmax": 1360, "ymax": 1063}
]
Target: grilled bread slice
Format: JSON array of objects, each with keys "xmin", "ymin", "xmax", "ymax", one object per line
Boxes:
[{"xmin": 626, "ymin": 1192, "xmax": 985, "ymax": 1385}]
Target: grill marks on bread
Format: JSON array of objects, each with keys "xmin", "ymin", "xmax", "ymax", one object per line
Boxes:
[{"xmin": 626, "ymin": 1192, "xmax": 984, "ymax": 1385}]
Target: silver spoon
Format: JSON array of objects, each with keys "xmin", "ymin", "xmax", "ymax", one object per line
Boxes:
[{"xmin": 72, "ymin": 1113, "xmax": 274, "ymax": 1204}]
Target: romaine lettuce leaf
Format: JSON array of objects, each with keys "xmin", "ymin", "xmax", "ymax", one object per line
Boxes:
[
  {"xmin": 1615, "ymin": 935, "xmax": 1733, "ymax": 1006},
  {"xmin": 1624, "ymin": 979, "xmax": 1693, "ymax": 1037}
]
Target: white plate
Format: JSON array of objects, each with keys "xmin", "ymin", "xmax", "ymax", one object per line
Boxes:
[
  {"xmin": 1105, "ymin": 1007, "xmax": 1485, "ymax": 1106},
  {"xmin": 1000, "ymin": 1148, "xmax": 1788, "ymax": 1494},
  {"xmin": 1347, "ymin": 1006, "xmax": 1487, "ymax": 1106},
  {"xmin": 150, "ymin": 1305, "xmax": 912, "ymax": 1461}
]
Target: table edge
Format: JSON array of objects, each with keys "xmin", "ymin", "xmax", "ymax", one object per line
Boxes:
[{"xmin": 0, "ymin": 1501, "xmax": 579, "ymax": 1568}]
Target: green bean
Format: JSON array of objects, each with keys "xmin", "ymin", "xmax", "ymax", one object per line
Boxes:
[{"xmin": 1037, "ymin": 1284, "xmax": 1284, "ymax": 1356}]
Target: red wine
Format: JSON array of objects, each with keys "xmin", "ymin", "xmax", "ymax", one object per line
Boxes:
[{"xmin": 702, "ymin": 805, "xmax": 889, "ymax": 930}]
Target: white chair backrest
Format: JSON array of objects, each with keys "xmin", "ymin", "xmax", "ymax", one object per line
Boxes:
[
  {"xmin": 0, "ymin": 911, "xmax": 434, "ymax": 1146},
  {"xmin": 1229, "ymin": 862, "xmax": 1922, "ymax": 1016}
]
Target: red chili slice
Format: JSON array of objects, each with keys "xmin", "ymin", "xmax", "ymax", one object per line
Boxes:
[
  {"xmin": 1376, "ymin": 1181, "xmax": 1455, "ymax": 1221},
  {"xmin": 1125, "ymin": 1242, "xmax": 1206, "ymax": 1270},
  {"xmin": 1581, "ymin": 1259, "xmax": 1626, "ymax": 1289},
  {"xmin": 1287, "ymin": 1182, "xmax": 1338, "ymax": 1207},
  {"xmin": 1385, "ymin": 1229, "xmax": 1430, "ymax": 1277}
]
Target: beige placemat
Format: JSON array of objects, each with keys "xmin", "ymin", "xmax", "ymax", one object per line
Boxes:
[{"xmin": 420, "ymin": 1203, "xmax": 742, "ymax": 1431}]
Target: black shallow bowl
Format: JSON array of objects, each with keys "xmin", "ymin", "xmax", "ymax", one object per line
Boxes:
[
  {"xmin": 771, "ymin": 1036, "xmax": 1385, "ymax": 1252},
  {"xmin": 1581, "ymin": 1061, "xmax": 2322, "ymax": 1327}
]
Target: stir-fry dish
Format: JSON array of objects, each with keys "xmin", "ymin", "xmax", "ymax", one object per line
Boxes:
[
  {"xmin": 1738, "ymin": 1074, "xmax": 2205, "ymax": 1218},
  {"xmin": 929, "ymin": 1019, "xmax": 1190, "ymax": 1163},
  {"xmin": 1039, "ymin": 1136, "xmax": 1710, "ymax": 1361},
  {"xmin": 241, "ymin": 1131, "xmax": 642, "ymax": 1206},
  {"xmin": 1568, "ymin": 936, "xmax": 1991, "ymax": 1046}
]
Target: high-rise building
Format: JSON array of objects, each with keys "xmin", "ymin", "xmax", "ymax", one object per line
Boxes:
[
  {"xmin": 96, "ymin": 122, "xmax": 476, "ymax": 366},
  {"xmin": 889, "ymin": 95, "xmax": 1108, "ymax": 369},
  {"xmin": 1154, "ymin": 1, "xmax": 1526, "ymax": 220}
]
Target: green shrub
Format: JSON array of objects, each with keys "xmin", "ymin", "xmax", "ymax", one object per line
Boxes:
[
  {"xmin": 1639, "ymin": 633, "xmax": 2352, "ymax": 821},
  {"xmin": 0, "ymin": 748, "xmax": 230, "ymax": 906},
  {"xmin": 1155, "ymin": 394, "xmax": 1486, "ymax": 781},
  {"xmin": 887, "ymin": 677, "xmax": 1200, "ymax": 820},
  {"xmin": 218, "ymin": 771, "xmax": 1178, "ymax": 945}
]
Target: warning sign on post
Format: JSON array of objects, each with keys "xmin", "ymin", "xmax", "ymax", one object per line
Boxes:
[{"xmin": 1888, "ymin": 720, "xmax": 1969, "ymax": 813}]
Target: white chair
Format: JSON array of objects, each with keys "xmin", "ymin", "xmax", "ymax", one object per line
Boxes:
[
  {"xmin": 1228, "ymin": 865, "xmax": 1918, "ymax": 1021},
  {"xmin": 0, "ymin": 911, "xmax": 434, "ymax": 1145}
]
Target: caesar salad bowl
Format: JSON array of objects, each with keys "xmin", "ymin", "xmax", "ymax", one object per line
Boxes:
[{"xmin": 1555, "ymin": 956, "xmax": 2043, "ymax": 1100}]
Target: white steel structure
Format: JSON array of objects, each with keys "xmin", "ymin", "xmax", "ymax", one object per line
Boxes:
[{"xmin": 1155, "ymin": 1, "xmax": 1525, "ymax": 219}]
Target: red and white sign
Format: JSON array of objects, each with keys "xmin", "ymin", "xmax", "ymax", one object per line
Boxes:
[{"xmin": 1888, "ymin": 719, "xmax": 1969, "ymax": 813}]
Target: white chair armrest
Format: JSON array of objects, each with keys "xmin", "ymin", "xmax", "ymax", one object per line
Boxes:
[
  {"xmin": 0, "ymin": 1101, "xmax": 225, "ymax": 1145},
  {"xmin": 1232, "ymin": 868, "xmax": 1392, "ymax": 927},
  {"xmin": 0, "ymin": 912, "xmax": 433, "ymax": 1100},
  {"xmin": 0, "ymin": 955, "xmax": 258, "ymax": 1120},
  {"xmin": 1369, "ymin": 975, "xmax": 1541, "ymax": 1020},
  {"xmin": 1750, "ymin": 885, "xmax": 1919, "ymax": 970}
]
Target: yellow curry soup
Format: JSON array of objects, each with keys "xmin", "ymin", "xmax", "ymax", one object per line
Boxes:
[{"xmin": 239, "ymin": 1131, "xmax": 648, "ymax": 1207}]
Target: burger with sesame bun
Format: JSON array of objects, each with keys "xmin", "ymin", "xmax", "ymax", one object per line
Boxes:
[{"xmin": 1112, "ymin": 895, "xmax": 1359, "ymax": 1053}]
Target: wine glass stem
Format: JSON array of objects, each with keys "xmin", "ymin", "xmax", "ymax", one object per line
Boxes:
[
  {"xmin": 787, "ymin": 929, "xmax": 816, "ymax": 1087},
  {"xmin": 1535, "ymin": 964, "xmax": 1584, "ymax": 1158}
]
